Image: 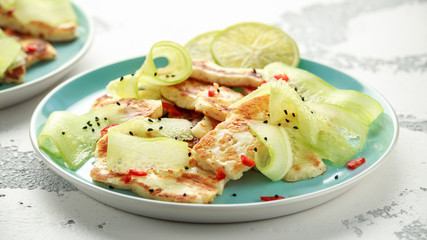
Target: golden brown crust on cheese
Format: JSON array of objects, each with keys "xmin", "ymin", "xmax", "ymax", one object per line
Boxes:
[
  {"xmin": 91, "ymin": 95, "xmax": 163, "ymax": 119},
  {"xmin": 160, "ymin": 79, "xmax": 243, "ymax": 121},
  {"xmin": 191, "ymin": 60, "xmax": 263, "ymax": 88},
  {"xmin": 0, "ymin": 7, "xmax": 77, "ymax": 42},
  {"xmin": 2, "ymin": 64, "xmax": 25, "ymax": 84}
]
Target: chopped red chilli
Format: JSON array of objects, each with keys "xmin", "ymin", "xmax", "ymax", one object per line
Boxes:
[
  {"xmin": 162, "ymin": 102, "xmax": 180, "ymax": 116},
  {"xmin": 100, "ymin": 124, "xmax": 118, "ymax": 136},
  {"xmin": 128, "ymin": 169, "xmax": 148, "ymax": 176},
  {"xmin": 346, "ymin": 157, "xmax": 366, "ymax": 169},
  {"xmin": 273, "ymin": 73, "xmax": 289, "ymax": 81},
  {"xmin": 216, "ymin": 167, "xmax": 226, "ymax": 180},
  {"xmin": 123, "ymin": 174, "xmax": 132, "ymax": 183},
  {"xmin": 260, "ymin": 195, "xmax": 285, "ymax": 201},
  {"xmin": 208, "ymin": 87, "xmax": 216, "ymax": 97},
  {"xmin": 26, "ymin": 44, "xmax": 37, "ymax": 52},
  {"xmin": 240, "ymin": 155, "xmax": 256, "ymax": 167}
]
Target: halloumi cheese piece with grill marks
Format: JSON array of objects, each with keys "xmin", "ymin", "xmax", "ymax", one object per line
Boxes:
[
  {"xmin": 91, "ymin": 95, "xmax": 163, "ymax": 120},
  {"xmin": 90, "ymin": 135, "xmax": 226, "ymax": 204},
  {"xmin": 191, "ymin": 95, "xmax": 269, "ymax": 180},
  {"xmin": 192, "ymin": 93, "xmax": 327, "ymax": 182},
  {"xmin": 160, "ymin": 78, "xmax": 243, "ymax": 121},
  {"xmin": 191, "ymin": 60, "xmax": 263, "ymax": 88}
]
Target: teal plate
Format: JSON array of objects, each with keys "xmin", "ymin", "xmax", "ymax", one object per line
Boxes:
[
  {"xmin": 30, "ymin": 57, "xmax": 399, "ymax": 223},
  {"xmin": 0, "ymin": 2, "xmax": 93, "ymax": 109}
]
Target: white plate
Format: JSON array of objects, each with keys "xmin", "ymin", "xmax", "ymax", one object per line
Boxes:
[{"xmin": 0, "ymin": 2, "xmax": 93, "ymax": 109}]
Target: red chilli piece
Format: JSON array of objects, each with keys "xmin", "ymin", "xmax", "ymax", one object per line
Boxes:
[
  {"xmin": 208, "ymin": 87, "xmax": 216, "ymax": 97},
  {"xmin": 129, "ymin": 169, "xmax": 148, "ymax": 176},
  {"xmin": 100, "ymin": 124, "xmax": 118, "ymax": 136},
  {"xmin": 260, "ymin": 195, "xmax": 285, "ymax": 201},
  {"xmin": 26, "ymin": 44, "xmax": 37, "ymax": 52},
  {"xmin": 216, "ymin": 167, "xmax": 226, "ymax": 180},
  {"xmin": 123, "ymin": 174, "xmax": 132, "ymax": 183},
  {"xmin": 346, "ymin": 157, "xmax": 366, "ymax": 169},
  {"xmin": 273, "ymin": 73, "xmax": 289, "ymax": 82},
  {"xmin": 260, "ymin": 79, "xmax": 267, "ymax": 85},
  {"xmin": 240, "ymin": 155, "xmax": 256, "ymax": 167},
  {"xmin": 162, "ymin": 102, "xmax": 181, "ymax": 116}
]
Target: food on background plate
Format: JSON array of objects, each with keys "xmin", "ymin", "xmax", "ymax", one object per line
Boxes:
[
  {"xmin": 0, "ymin": 0, "xmax": 78, "ymax": 42},
  {"xmin": 37, "ymin": 22, "xmax": 383, "ymax": 204},
  {"xmin": 0, "ymin": 28, "xmax": 57, "ymax": 84}
]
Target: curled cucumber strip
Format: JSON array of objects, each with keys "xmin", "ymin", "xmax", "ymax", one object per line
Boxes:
[{"xmin": 137, "ymin": 41, "xmax": 192, "ymax": 86}]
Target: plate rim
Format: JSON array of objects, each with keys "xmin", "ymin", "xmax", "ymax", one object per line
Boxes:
[
  {"xmin": 0, "ymin": 1, "xmax": 94, "ymax": 107},
  {"xmin": 29, "ymin": 56, "xmax": 400, "ymax": 222}
]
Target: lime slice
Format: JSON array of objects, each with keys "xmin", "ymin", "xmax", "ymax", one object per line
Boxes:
[
  {"xmin": 211, "ymin": 22, "xmax": 299, "ymax": 68},
  {"xmin": 184, "ymin": 30, "xmax": 219, "ymax": 61}
]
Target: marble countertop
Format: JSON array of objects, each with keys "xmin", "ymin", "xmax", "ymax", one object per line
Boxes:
[{"xmin": 1, "ymin": 0, "xmax": 426, "ymax": 239}]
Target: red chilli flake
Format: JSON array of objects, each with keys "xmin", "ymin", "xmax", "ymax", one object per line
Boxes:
[
  {"xmin": 260, "ymin": 195, "xmax": 285, "ymax": 201},
  {"xmin": 216, "ymin": 167, "xmax": 226, "ymax": 180},
  {"xmin": 346, "ymin": 157, "xmax": 366, "ymax": 169},
  {"xmin": 123, "ymin": 174, "xmax": 132, "ymax": 183},
  {"xmin": 129, "ymin": 169, "xmax": 148, "ymax": 176},
  {"xmin": 162, "ymin": 102, "xmax": 181, "ymax": 116},
  {"xmin": 273, "ymin": 73, "xmax": 289, "ymax": 82},
  {"xmin": 26, "ymin": 44, "xmax": 37, "ymax": 52},
  {"xmin": 260, "ymin": 79, "xmax": 267, "ymax": 85},
  {"xmin": 208, "ymin": 87, "xmax": 216, "ymax": 97},
  {"xmin": 240, "ymin": 155, "xmax": 256, "ymax": 167},
  {"xmin": 100, "ymin": 124, "xmax": 118, "ymax": 136}
]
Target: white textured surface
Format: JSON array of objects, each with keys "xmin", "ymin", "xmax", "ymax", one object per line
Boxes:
[{"xmin": 1, "ymin": 0, "xmax": 427, "ymax": 239}]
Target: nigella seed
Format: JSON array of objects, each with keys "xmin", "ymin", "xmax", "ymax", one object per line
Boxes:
[
  {"xmin": 108, "ymin": 186, "xmax": 114, "ymax": 189},
  {"xmin": 147, "ymin": 128, "xmax": 153, "ymax": 131},
  {"xmin": 253, "ymin": 68, "xmax": 257, "ymax": 73},
  {"xmin": 311, "ymin": 111, "xmax": 314, "ymax": 114},
  {"xmin": 184, "ymin": 166, "xmax": 189, "ymax": 170},
  {"xmin": 292, "ymin": 113, "xmax": 295, "ymax": 117},
  {"xmin": 62, "ymin": 132, "xmax": 65, "ymax": 135},
  {"xmin": 158, "ymin": 118, "xmax": 161, "ymax": 121},
  {"xmin": 154, "ymin": 72, "xmax": 157, "ymax": 77},
  {"xmin": 274, "ymin": 194, "xmax": 279, "ymax": 198},
  {"xmin": 264, "ymin": 137, "xmax": 268, "ymax": 141},
  {"xmin": 95, "ymin": 117, "xmax": 99, "ymax": 121},
  {"xmin": 217, "ymin": 89, "xmax": 220, "ymax": 93},
  {"xmin": 294, "ymin": 87, "xmax": 298, "ymax": 91},
  {"xmin": 120, "ymin": 76, "xmax": 124, "ymax": 81},
  {"xmin": 149, "ymin": 189, "xmax": 154, "ymax": 192},
  {"xmin": 232, "ymin": 193, "xmax": 237, "ymax": 197},
  {"xmin": 166, "ymin": 75, "xmax": 170, "ymax": 78},
  {"xmin": 335, "ymin": 175, "xmax": 339, "ymax": 179},
  {"xmin": 174, "ymin": 136, "xmax": 178, "ymax": 140},
  {"xmin": 284, "ymin": 109, "xmax": 288, "ymax": 115},
  {"xmin": 188, "ymin": 152, "xmax": 192, "ymax": 157},
  {"xmin": 267, "ymin": 114, "xmax": 270, "ymax": 116},
  {"xmin": 83, "ymin": 126, "xmax": 88, "ymax": 129},
  {"xmin": 171, "ymin": 74, "xmax": 175, "ymax": 77},
  {"xmin": 116, "ymin": 102, "xmax": 121, "ymax": 106},
  {"xmin": 131, "ymin": 73, "xmax": 135, "ymax": 76},
  {"xmin": 278, "ymin": 123, "xmax": 282, "ymax": 126},
  {"xmin": 159, "ymin": 126, "xmax": 163, "ymax": 130},
  {"xmin": 97, "ymin": 122, "xmax": 100, "ymax": 126},
  {"xmin": 293, "ymin": 126, "xmax": 298, "ymax": 129},
  {"xmin": 92, "ymin": 128, "xmax": 95, "ymax": 132},
  {"xmin": 263, "ymin": 120, "xmax": 268, "ymax": 124},
  {"xmin": 183, "ymin": 193, "xmax": 187, "ymax": 196},
  {"xmin": 104, "ymin": 117, "xmax": 108, "ymax": 120},
  {"xmin": 148, "ymin": 118, "xmax": 153, "ymax": 122},
  {"xmin": 301, "ymin": 97, "xmax": 305, "ymax": 101},
  {"xmin": 254, "ymin": 147, "xmax": 257, "ymax": 152},
  {"xmin": 129, "ymin": 131, "xmax": 134, "ymax": 136},
  {"xmin": 285, "ymin": 119, "xmax": 290, "ymax": 123}
]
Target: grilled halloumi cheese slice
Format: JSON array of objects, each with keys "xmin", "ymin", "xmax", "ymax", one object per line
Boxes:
[
  {"xmin": 160, "ymin": 78, "xmax": 243, "ymax": 121},
  {"xmin": 91, "ymin": 135, "xmax": 226, "ymax": 204},
  {"xmin": 91, "ymin": 95, "xmax": 163, "ymax": 119},
  {"xmin": 191, "ymin": 60, "xmax": 263, "ymax": 88},
  {"xmin": 192, "ymin": 94, "xmax": 327, "ymax": 182},
  {"xmin": 191, "ymin": 95, "xmax": 269, "ymax": 180}
]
